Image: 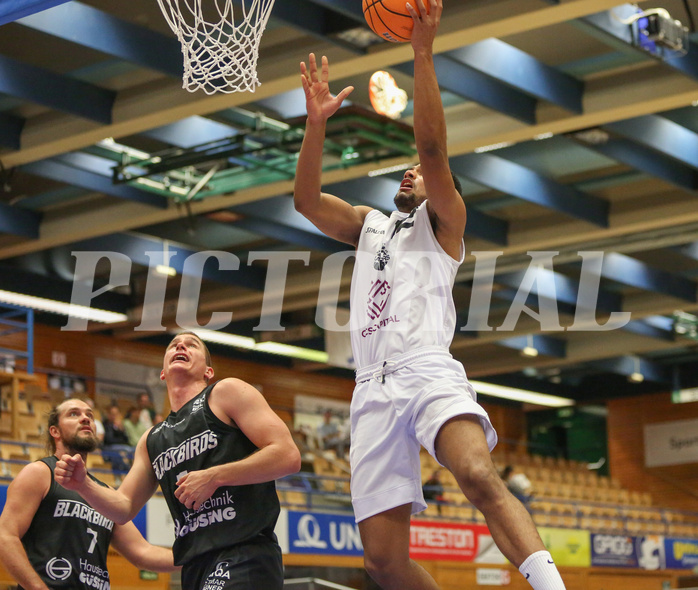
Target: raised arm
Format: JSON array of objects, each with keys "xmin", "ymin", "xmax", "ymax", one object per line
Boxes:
[
  {"xmin": 0, "ymin": 462, "xmax": 52, "ymax": 590},
  {"xmin": 111, "ymin": 521, "xmax": 180, "ymax": 573},
  {"xmin": 294, "ymin": 53, "xmax": 372, "ymax": 247},
  {"xmin": 409, "ymin": 0, "xmax": 466, "ymax": 257},
  {"xmin": 173, "ymin": 378, "xmax": 301, "ymax": 511},
  {"xmin": 55, "ymin": 435, "xmax": 159, "ymax": 525}
]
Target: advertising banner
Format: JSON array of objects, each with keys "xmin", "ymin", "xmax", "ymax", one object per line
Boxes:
[
  {"xmin": 288, "ymin": 510, "xmax": 363, "ymax": 556},
  {"xmin": 408, "ymin": 520, "xmax": 495, "ymax": 562},
  {"xmin": 644, "ymin": 418, "xmax": 698, "ymax": 467},
  {"xmin": 591, "ymin": 534, "xmax": 666, "ymax": 570},
  {"xmin": 665, "ymin": 537, "xmax": 698, "ymax": 569},
  {"xmin": 538, "ymin": 527, "xmax": 591, "ymax": 567}
]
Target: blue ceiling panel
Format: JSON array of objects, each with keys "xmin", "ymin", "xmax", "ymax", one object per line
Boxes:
[
  {"xmin": 447, "ymin": 39, "xmax": 583, "ymax": 113},
  {"xmin": 602, "ymin": 252, "xmax": 697, "ymax": 301},
  {"xmin": 0, "ymin": 202, "xmax": 41, "ymax": 239},
  {"xmin": 605, "ymin": 115, "xmax": 698, "ymax": 170},
  {"xmin": 393, "ymin": 58, "xmax": 537, "ymax": 124},
  {"xmin": 0, "ymin": 54, "xmax": 114, "ymax": 123},
  {"xmin": 18, "ymin": 1, "xmax": 182, "ymax": 77},
  {"xmin": 22, "ymin": 159, "xmax": 169, "ymax": 209},
  {"xmin": 0, "ymin": 0, "xmax": 69, "ymax": 26},
  {"xmin": 450, "ymin": 153, "xmax": 609, "ymax": 227}
]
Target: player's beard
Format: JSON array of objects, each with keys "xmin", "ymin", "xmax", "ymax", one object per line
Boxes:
[
  {"xmin": 394, "ymin": 190, "xmax": 419, "ymax": 212},
  {"xmin": 62, "ymin": 427, "xmax": 99, "ymax": 454}
]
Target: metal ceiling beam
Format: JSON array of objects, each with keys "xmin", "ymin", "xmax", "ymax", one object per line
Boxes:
[
  {"xmin": 235, "ymin": 217, "xmax": 348, "ymax": 253},
  {"xmin": 446, "ymin": 39, "xmax": 583, "ymax": 113},
  {"xmin": 496, "ymin": 334, "xmax": 567, "ymax": 357},
  {"xmin": 0, "ymin": 0, "xmax": 69, "ymax": 26},
  {"xmin": 327, "ymin": 176, "xmax": 509, "ymax": 245},
  {"xmin": 496, "ymin": 266, "xmax": 622, "ymax": 312},
  {"xmin": 146, "ymin": 117, "xmax": 240, "ymax": 149},
  {"xmin": 673, "ymin": 242, "xmax": 698, "ymax": 261},
  {"xmin": 0, "ymin": 112, "xmax": 24, "ymax": 150},
  {"xmin": 394, "ymin": 58, "xmax": 537, "ymax": 124},
  {"xmin": 605, "ymin": 115, "xmax": 698, "ymax": 170},
  {"xmin": 587, "ymin": 355, "xmax": 669, "ymax": 383},
  {"xmin": 233, "ymin": 197, "xmax": 349, "ymax": 253},
  {"xmin": 450, "ymin": 152, "xmax": 610, "ymax": 227},
  {"xmin": 578, "ymin": 136, "xmax": 698, "ymax": 191},
  {"xmin": 72, "ymin": 233, "xmax": 268, "ymax": 290},
  {"xmin": 18, "ymin": 2, "xmax": 182, "ymax": 76},
  {"xmin": 0, "ymin": 202, "xmax": 41, "ymax": 239},
  {"xmin": 273, "ymin": 0, "xmax": 364, "ymax": 44},
  {"xmin": 0, "ymin": 54, "xmax": 115, "ymax": 123},
  {"xmin": 623, "ymin": 317, "xmax": 674, "ymax": 341},
  {"xmin": 22, "ymin": 159, "xmax": 169, "ymax": 209},
  {"xmin": 0, "ymin": 262, "xmax": 128, "ymax": 310},
  {"xmin": 305, "ymin": 0, "xmax": 364, "ymax": 21},
  {"xmin": 602, "ymin": 252, "xmax": 697, "ymax": 301}
]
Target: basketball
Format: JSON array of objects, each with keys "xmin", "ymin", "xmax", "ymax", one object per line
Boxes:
[{"xmin": 362, "ymin": 0, "xmax": 428, "ymax": 43}]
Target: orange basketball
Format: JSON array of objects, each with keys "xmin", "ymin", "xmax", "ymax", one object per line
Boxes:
[{"xmin": 362, "ymin": 0, "xmax": 426, "ymax": 43}]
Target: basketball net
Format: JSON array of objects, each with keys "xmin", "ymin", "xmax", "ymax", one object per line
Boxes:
[{"xmin": 156, "ymin": 0, "xmax": 276, "ymax": 94}]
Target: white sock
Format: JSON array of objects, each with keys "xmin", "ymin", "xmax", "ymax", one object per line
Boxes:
[{"xmin": 519, "ymin": 550, "xmax": 566, "ymax": 590}]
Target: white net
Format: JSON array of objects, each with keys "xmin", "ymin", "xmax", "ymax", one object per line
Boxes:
[{"xmin": 156, "ymin": 0, "xmax": 276, "ymax": 94}]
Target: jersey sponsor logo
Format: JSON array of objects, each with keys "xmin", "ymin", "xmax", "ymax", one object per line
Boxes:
[
  {"xmin": 365, "ymin": 227, "xmax": 385, "ymax": 234},
  {"xmin": 152, "ymin": 430, "xmax": 218, "ymax": 479},
  {"xmin": 202, "ymin": 561, "xmax": 231, "ymax": 589},
  {"xmin": 191, "ymin": 396, "xmax": 205, "ymax": 413},
  {"xmin": 173, "ymin": 490, "xmax": 237, "ymax": 538},
  {"xmin": 79, "ymin": 558, "xmax": 110, "ymax": 589},
  {"xmin": 366, "ymin": 279, "xmax": 391, "ymax": 320},
  {"xmin": 46, "ymin": 557, "xmax": 72, "ymax": 581},
  {"xmin": 361, "ymin": 315, "xmax": 400, "ymax": 338},
  {"xmin": 53, "ymin": 500, "xmax": 114, "ymax": 530}
]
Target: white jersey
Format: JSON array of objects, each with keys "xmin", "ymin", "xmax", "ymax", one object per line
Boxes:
[{"xmin": 349, "ymin": 201, "xmax": 464, "ymax": 369}]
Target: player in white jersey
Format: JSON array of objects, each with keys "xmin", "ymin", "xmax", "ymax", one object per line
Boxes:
[{"xmin": 294, "ymin": 1, "xmax": 566, "ymax": 589}]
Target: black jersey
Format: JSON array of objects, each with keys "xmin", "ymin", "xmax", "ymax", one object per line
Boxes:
[
  {"xmin": 146, "ymin": 382, "xmax": 281, "ymax": 566},
  {"xmin": 20, "ymin": 456, "xmax": 114, "ymax": 590}
]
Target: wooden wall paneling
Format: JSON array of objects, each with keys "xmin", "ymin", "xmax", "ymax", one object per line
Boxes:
[{"xmin": 607, "ymin": 392, "xmax": 698, "ymax": 512}]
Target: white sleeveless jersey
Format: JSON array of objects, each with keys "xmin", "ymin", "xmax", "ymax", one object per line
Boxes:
[{"xmin": 349, "ymin": 201, "xmax": 464, "ymax": 369}]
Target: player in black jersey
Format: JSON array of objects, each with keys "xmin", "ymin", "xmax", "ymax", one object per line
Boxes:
[
  {"xmin": 0, "ymin": 398, "xmax": 178, "ymax": 590},
  {"xmin": 55, "ymin": 332, "xmax": 301, "ymax": 590}
]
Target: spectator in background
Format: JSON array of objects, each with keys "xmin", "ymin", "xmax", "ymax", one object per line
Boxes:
[
  {"xmin": 317, "ymin": 410, "xmax": 348, "ymax": 459},
  {"xmin": 422, "ymin": 469, "xmax": 445, "ymax": 513},
  {"xmin": 124, "ymin": 405, "xmax": 148, "ymax": 448},
  {"xmin": 502, "ymin": 465, "xmax": 534, "ymax": 506},
  {"xmin": 102, "ymin": 404, "xmax": 133, "ymax": 475},
  {"xmin": 137, "ymin": 392, "xmax": 161, "ymax": 427},
  {"xmin": 85, "ymin": 397, "xmax": 105, "ymax": 447}
]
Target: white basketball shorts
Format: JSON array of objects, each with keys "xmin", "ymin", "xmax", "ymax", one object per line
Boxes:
[{"xmin": 350, "ymin": 346, "xmax": 497, "ymax": 523}]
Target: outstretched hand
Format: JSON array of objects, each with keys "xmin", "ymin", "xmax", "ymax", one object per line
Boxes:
[
  {"xmin": 300, "ymin": 53, "xmax": 354, "ymax": 124},
  {"xmin": 407, "ymin": 0, "xmax": 441, "ymax": 50},
  {"xmin": 55, "ymin": 453, "xmax": 87, "ymax": 490}
]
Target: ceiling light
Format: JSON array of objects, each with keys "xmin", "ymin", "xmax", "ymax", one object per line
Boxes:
[
  {"xmin": 521, "ymin": 334, "xmax": 539, "ymax": 357},
  {"xmin": 470, "ymin": 380, "xmax": 575, "ymax": 407},
  {"xmin": 368, "ymin": 163, "xmax": 412, "ymax": 177},
  {"xmin": 628, "ymin": 372, "xmax": 645, "ymax": 383},
  {"xmin": 628, "ymin": 357, "xmax": 644, "ymax": 383},
  {"xmin": 154, "ymin": 240, "xmax": 177, "ymax": 277},
  {"xmin": 474, "ymin": 141, "xmax": 513, "ymax": 153},
  {"xmin": 155, "ymin": 264, "xmax": 177, "ymax": 277},
  {"xmin": 189, "ymin": 328, "xmax": 329, "ymax": 363},
  {"xmin": 521, "ymin": 346, "xmax": 539, "ymax": 357},
  {"xmin": 0, "ymin": 290, "xmax": 127, "ymax": 324}
]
